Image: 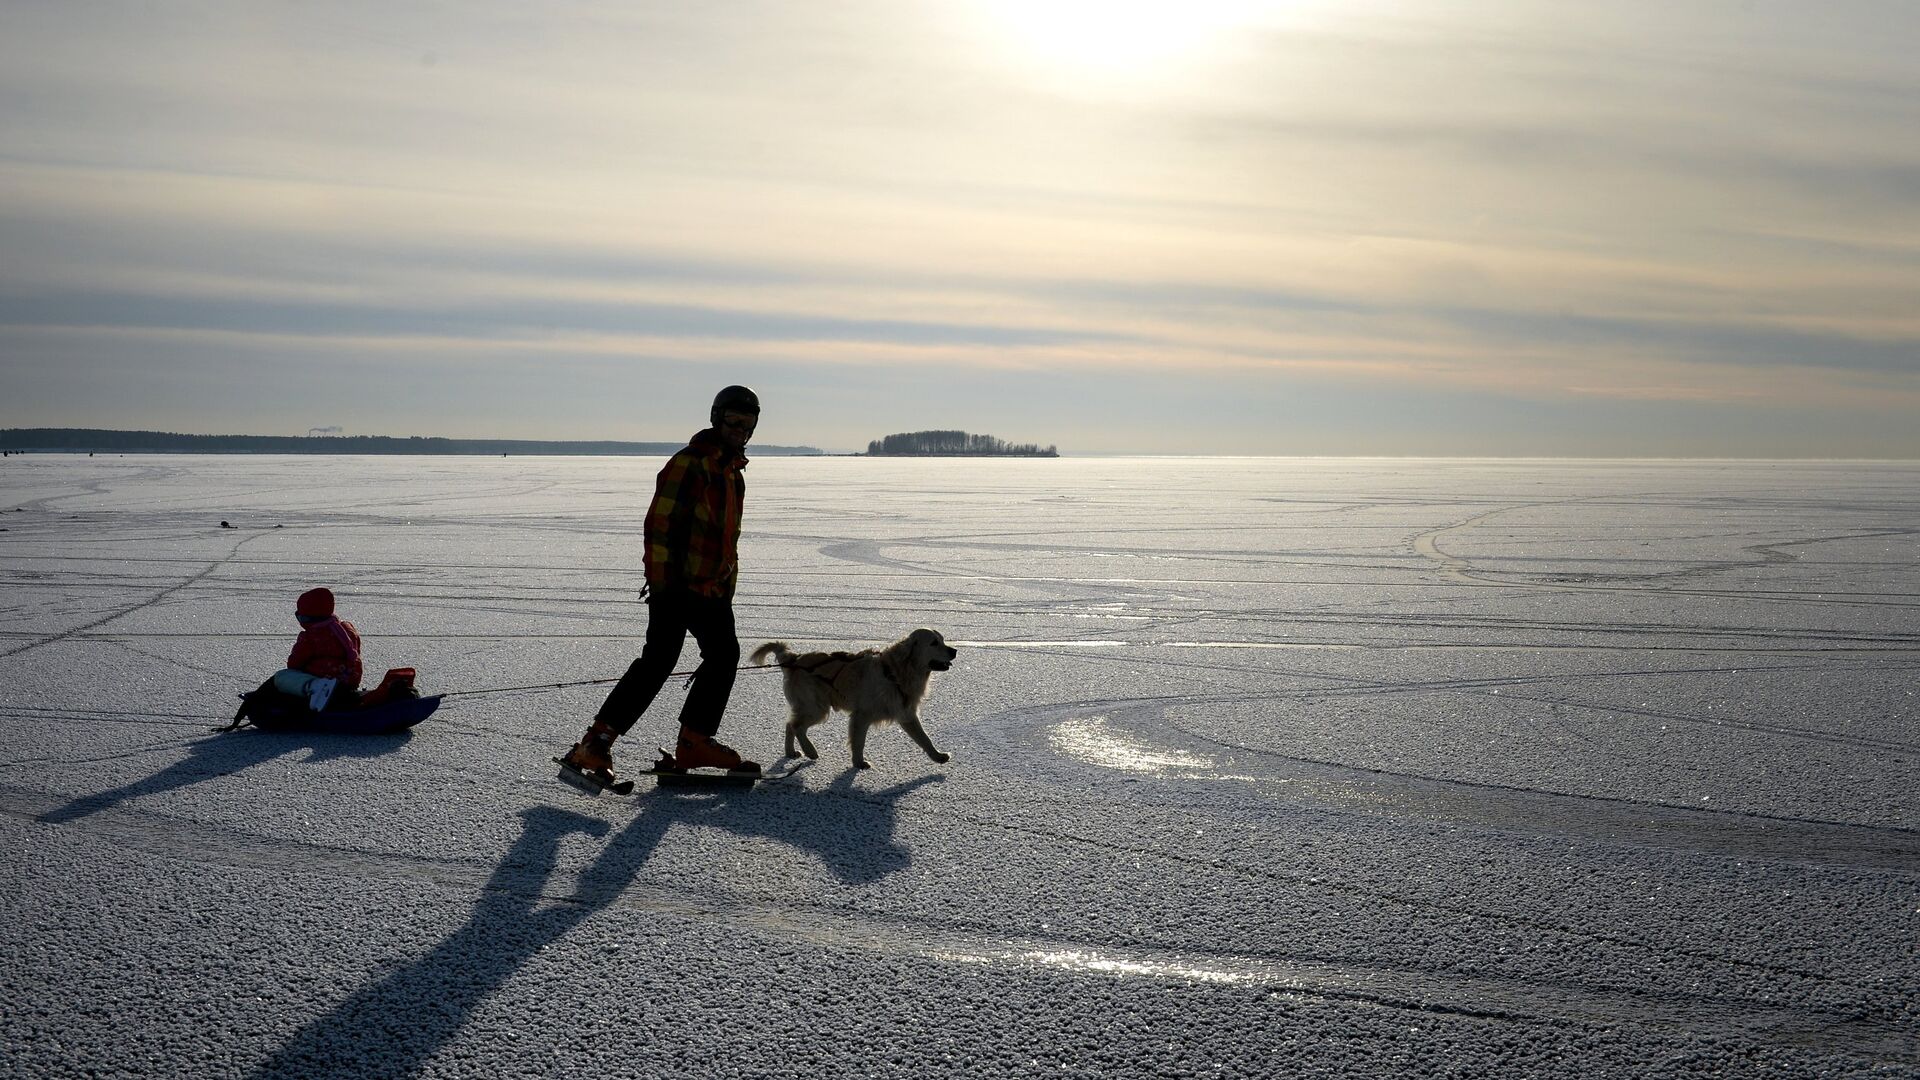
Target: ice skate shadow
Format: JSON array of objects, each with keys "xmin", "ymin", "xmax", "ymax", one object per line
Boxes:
[
  {"xmin": 248, "ymin": 804, "xmax": 661, "ymax": 1080},
  {"xmin": 35, "ymin": 730, "xmax": 412, "ymax": 826}
]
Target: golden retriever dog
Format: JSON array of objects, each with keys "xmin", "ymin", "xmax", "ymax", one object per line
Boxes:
[{"xmin": 750, "ymin": 629, "xmax": 957, "ymax": 769}]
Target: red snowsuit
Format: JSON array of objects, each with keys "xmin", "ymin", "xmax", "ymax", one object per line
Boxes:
[{"xmin": 288, "ymin": 617, "xmax": 363, "ymax": 690}]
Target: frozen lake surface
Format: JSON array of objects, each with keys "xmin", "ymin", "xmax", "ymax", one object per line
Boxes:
[{"xmin": 2, "ymin": 454, "xmax": 1917, "ymax": 1078}]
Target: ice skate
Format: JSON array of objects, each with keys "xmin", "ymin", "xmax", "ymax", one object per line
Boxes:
[
  {"xmin": 672, "ymin": 728, "xmax": 761, "ymax": 773},
  {"xmin": 640, "ymin": 729, "xmax": 762, "ymax": 789},
  {"xmin": 554, "ymin": 720, "xmax": 633, "ymax": 796}
]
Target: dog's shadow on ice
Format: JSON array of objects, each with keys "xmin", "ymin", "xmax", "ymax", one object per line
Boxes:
[
  {"xmin": 247, "ymin": 769, "xmax": 940, "ymax": 1079},
  {"xmin": 647, "ymin": 764, "xmax": 944, "ymax": 886},
  {"xmin": 36, "ymin": 730, "xmax": 411, "ymax": 825}
]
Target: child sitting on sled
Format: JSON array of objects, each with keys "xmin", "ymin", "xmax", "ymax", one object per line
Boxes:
[
  {"xmin": 274, "ymin": 587, "xmax": 362, "ymax": 712},
  {"xmin": 222, "ymin": 588, "xmax": 423, "ymax": 731}
]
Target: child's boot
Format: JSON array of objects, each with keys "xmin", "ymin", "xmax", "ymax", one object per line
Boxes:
[
  {"xmin": 307, "ymin": 677, "xmax": 338, "ymax": 712},
  {"xmin": 674, "ymin": 727, "xmax": 761, "ymax": 773}
]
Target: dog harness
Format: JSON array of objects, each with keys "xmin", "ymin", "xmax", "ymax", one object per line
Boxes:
[{"xmin": 783, "ymin": 649, "xmax": 912, "ymax": 700}]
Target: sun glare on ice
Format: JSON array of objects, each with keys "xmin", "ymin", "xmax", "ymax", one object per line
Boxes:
[{"xmin": 1050, "ymin": 715, "xmax": 1213, "ymax": 774}]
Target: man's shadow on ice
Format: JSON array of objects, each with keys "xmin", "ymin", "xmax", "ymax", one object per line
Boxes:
[
  {"xmin": 35, "ymin": 731, "xmax": 412, "ymax": 825},
  {"xmin": 248, "ymin": 768, "xmax": 940, "ymax": 1080}
]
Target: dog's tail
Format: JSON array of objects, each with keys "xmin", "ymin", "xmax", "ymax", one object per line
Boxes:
[{"xmin": 750, "ymin": 642, "xmax": 794, "ymax": 667}]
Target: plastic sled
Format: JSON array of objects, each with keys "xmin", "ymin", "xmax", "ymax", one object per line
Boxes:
[{"xmin": 229, "ymin": 667, "xmax": 440, "ymax": 734}]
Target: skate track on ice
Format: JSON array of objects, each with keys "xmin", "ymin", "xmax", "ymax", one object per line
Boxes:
[{"xmin": 1, "ymin": 455, "xmax": 1916, "ymax": 1079}]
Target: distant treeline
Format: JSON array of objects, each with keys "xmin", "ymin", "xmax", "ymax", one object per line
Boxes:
[
  {"xmin": 866, "ymin": 430, "xmax": 1058, "ymax": 457},
  {"xmin": 0, "ymin": 428, "xmax": 823, "ymax": 456}
]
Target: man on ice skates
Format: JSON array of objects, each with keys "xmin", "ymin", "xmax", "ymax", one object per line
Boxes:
[{"xmin": 560, "ymin": 385, "xmax": 763, "ymax": 787}]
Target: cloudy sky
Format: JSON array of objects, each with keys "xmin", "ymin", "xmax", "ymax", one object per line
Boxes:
[{"xmin": 2, "ymin": 0, "xmax": 1916, "ymax": 455}]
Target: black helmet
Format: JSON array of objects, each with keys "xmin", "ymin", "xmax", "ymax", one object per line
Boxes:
[{"xmin": 710, "ymin": 385, "xmax": 760, "ymax": 426}]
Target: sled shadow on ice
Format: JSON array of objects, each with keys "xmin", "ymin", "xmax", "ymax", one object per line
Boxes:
[
  {"xmin": 35, "ymin": 729, "xmax": 414, "ymax": 826},
  {"xmin": 248, "ymin": 770, "xmax": 937, "ymax": 1079}
]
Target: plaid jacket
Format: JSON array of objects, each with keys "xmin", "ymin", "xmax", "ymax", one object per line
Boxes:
[{"xmin": 644, "ymin": 429, "xmax": 748, "ymax": 598}]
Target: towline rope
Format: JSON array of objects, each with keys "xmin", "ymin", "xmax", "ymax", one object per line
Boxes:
[{"xmin": 437, "ymin": 662, "xmax": 781, "ymax": 700}]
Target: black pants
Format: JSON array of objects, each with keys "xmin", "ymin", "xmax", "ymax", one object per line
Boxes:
[{"xmin": 594, "ymin": 588, "xmax": 738, "ymax": 738}]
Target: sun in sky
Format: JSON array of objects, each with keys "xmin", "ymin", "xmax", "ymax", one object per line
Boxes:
[{"xmin": 970, "ymin": 0, "xmax": 1276, "ymax": 84}]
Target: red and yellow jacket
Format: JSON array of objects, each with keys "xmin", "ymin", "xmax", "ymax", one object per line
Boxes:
[
  {"xmin": 644, "ymin": 429, "xmax": 747, "ymax": 598},
  {"xmin": 288, "ymin": 617, "xmax": 363, "ymax": 688}
]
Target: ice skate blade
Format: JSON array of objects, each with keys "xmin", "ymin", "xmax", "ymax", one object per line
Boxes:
[
  {"xmin": 553, "ymin": 758, "xmax": 634, "ymax": 796},
  {"xmin": 645, "ymin": 768, "xmax": 760, "ymax": 789},
  {"xmin": 555, "ymin": 764, "xmax": 605, "ymax": 796}
]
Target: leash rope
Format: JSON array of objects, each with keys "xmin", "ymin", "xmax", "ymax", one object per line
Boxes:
[{"xmin": 434, "ymin": 662, "xmax": 782, "ymax": 700}]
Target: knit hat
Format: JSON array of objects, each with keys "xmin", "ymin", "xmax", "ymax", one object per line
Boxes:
[{"xmin": 296, "ymin": 587, "xmax": 335, "ymax": 618}]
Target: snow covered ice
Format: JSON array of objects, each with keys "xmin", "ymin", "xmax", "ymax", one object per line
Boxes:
[{"xmin": 2, "ymin": 454, "xmax": 1917, "ymax": 1078}]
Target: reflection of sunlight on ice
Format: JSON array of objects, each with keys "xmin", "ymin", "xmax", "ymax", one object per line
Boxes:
[
  {"xmin": 953, "ymin": 640, "xmax": 1128, "ymax": 648},
  {"xmin": 926, "ymin": 944, "xmax": 1266, "ymax": 986},
  {"xmin": 1026, "ymin": 949, "xmax": 1256, "ymax": 986},
  {"xmin": 1051, "ymin": 715, "xmax": 1212, "ymax": 774},
  {"xmin": 927, "ymin": 949, "xmax": 995, "ymax": 966}
]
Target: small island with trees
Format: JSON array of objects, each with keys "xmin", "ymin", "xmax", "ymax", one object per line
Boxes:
[{"xmin": 865, "ymin": 430, "xmax": 1058, "ymax": 457}]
